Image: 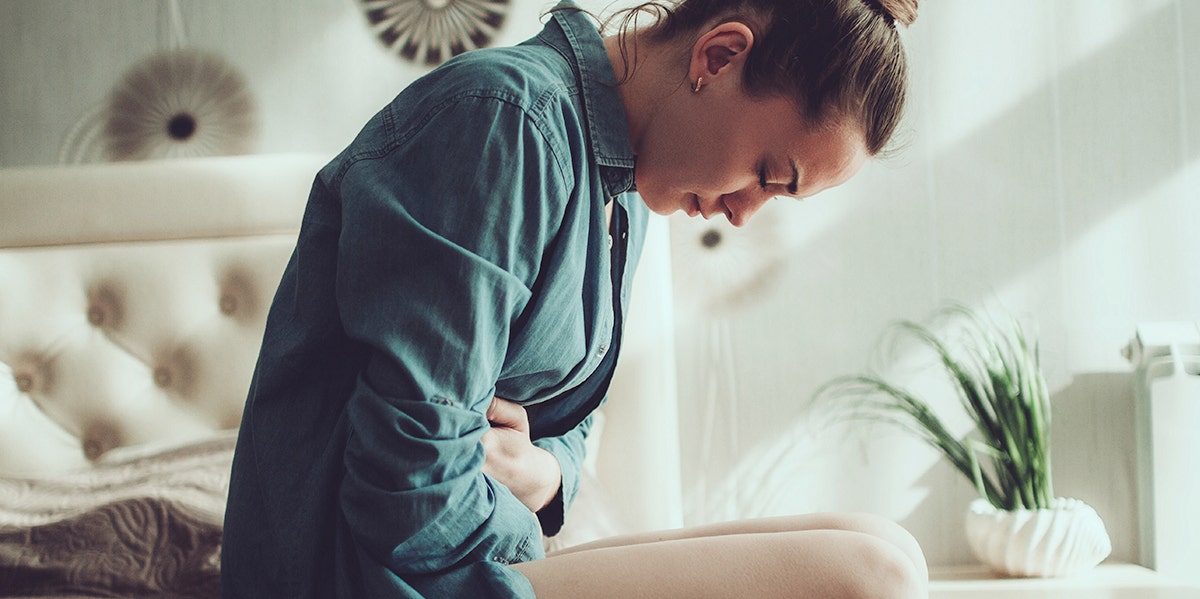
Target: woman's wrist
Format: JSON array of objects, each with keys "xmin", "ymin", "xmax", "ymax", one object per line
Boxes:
[{"xmin": 526, "ymin": 446, "xmax": 562, "ymax": 513}]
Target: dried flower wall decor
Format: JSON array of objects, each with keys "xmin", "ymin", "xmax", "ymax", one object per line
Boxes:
[
  {"xmin": 102, "ymin": 49, "xmax": 258, "ymax": 161},
  {"xmin": 357, "ymin": 0, "xmax": 510, "ymax": 66},
  {"xmin": 669, "ymin": 213, "xmax": 788, "ymax": 321}
]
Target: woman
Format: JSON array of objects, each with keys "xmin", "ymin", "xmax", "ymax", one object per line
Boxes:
[{"xmin": 221, "ymin": 0, "xmax": 926, "ymax": 597}]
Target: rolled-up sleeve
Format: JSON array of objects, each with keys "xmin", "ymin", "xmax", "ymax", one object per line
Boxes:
[{"xmin": 331, "ymin": 94, "xmax": 570, "ymax": 592}]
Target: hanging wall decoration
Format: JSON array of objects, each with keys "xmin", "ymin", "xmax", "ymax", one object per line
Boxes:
[
  {"xmin": 668, "ymin": 211, "xmax": 789, "ymax": 321},
  {"xmin": 668, "ymin": 207, "xmax": 793, "ymax": 526},
  {"xmin": 101, "ymin": 49, "xmax": 259, "ymax": 161},
  {"xmin": 357, "ymin": 0, "xmax": 510, "ymax": 66}
]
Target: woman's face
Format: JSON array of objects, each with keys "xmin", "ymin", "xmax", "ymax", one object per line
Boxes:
[{"xmin": 633, "ymin": 86, "xmax": 868, "ymax": 228}]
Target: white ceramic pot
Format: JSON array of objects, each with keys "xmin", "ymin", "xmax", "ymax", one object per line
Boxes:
[{"xmin": 965, "ymin": 497, "xmax": 1112, "ymax": 577}]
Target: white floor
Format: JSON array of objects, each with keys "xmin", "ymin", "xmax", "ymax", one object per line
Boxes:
[{"xmin": 930, "ymin": 564, "xmax": 1200, "ymax": 599}]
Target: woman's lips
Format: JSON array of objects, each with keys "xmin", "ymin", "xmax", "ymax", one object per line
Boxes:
[{"xmin": 685, "ymin": 194, "xmax": 701, "ymax": 217}]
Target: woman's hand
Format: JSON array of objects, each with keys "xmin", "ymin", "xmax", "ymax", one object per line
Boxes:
[{"xmin": 481, "ymin": 397, "xmax": 562, "ymax": 513}]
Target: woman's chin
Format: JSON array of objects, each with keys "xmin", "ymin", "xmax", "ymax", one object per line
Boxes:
[{"xmin": 637, "ymin": 193, "xmax": 693, "ymax": 217}]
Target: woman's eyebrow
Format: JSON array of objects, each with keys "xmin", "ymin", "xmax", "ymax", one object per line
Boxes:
[{"xmin": 786, "ymin": 159, "xmax": 799, "ymax": 195}]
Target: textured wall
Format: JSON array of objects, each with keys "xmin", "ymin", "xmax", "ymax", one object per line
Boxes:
[
  {"xmin": 2, "ymin": 0, "xmax": 1197, "ymax": 568},
  {"xmin": 668, "ymin": 0, "xmax": 1199, "ymax": 567},
  {"xmin": 0, "ymin": 0, "xmax": 557, "ymax": 165}
]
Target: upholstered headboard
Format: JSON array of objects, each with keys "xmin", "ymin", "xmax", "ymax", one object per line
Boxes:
[{"xmin": 0, "ymin": 153, "xmax": 682, "ymax": 534}]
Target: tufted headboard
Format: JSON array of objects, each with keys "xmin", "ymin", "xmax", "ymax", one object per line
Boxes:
[{"xmin": 0, "ymin": 153, "xmax": 682, "ymax": 535}]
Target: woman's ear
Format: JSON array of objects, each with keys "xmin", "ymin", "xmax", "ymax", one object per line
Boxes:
[{"xmin": 689, "ymin": 22, "xmax": 755, "ymax": 83}]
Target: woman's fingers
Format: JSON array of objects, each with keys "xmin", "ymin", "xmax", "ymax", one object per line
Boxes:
[
  {"xmin": 486, "ymin": 396, "xmax": 529, "ymax": 432},
  {"xmin": 481, "ymin": 397, "xmax": 560, "ymax": 511}
]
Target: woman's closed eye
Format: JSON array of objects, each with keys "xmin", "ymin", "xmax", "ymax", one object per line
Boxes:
[
  {"xmin": 758, "ymin": 159, "xmax": 800, "ymax": 194},
  {"xmin": 758, "ymin": 162, "xmax": 780, "ymax": 192},
  {"xmin": 758, "ymin": 167, "xmax": 797, "ymax": 199}
]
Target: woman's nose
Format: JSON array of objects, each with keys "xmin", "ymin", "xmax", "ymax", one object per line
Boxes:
[{"xmin": 720, "ymin": 190, "xmax": 772, "ymax": 227}]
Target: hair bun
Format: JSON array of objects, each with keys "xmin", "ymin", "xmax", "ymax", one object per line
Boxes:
[{"xmin": 869, "ymin": 0, "xmax": 918, "ymax": 27}]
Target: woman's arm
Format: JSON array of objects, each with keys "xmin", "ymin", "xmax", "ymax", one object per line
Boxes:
[{"xmin": 330, "ymin": 92, "xmax": 572, "ymax": 594}]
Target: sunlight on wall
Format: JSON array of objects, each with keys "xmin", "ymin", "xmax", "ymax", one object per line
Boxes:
[
  {"xmin": 673, "ymin": 0, "xmax": 1196, "ymax": 568},
  {"xmin": 667, "ymin": 190, "xmax": 854, "ymax": 321},
  {"xmin": 922, "ymin": 2, "xmax": 1057, "ymax": 153},
  {"xmin": 1054, "ymin": 0, "xmax": 1177, "ymax": 67},
  {"xmin": 923, "ymin": 0, "xmax": 1177, "ymax": 156},
  {"xmin": 678, "ymin": 322, "xmax": 986, "ymax": 565},
  {"xmin": 1058, "ymin": 160, "xmax": 1200, "ymax": 371}
]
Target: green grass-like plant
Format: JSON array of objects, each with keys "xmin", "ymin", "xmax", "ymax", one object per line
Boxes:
[{"xmin": 817, "ymin": 304, "xmax": 1054, "ymax": 511}]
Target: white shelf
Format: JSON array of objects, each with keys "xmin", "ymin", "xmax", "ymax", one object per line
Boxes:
[{"xmin": 930, "ymin": 564, "xmax": 1200, "ymax": 598}]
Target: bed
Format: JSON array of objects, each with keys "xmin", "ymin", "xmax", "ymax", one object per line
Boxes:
[{"xmin": 0, "ymin": 153, "xmax": 683, "ymax": 596}]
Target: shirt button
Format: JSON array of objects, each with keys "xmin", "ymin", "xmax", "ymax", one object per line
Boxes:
[
  {"xmin": 607, "ymin": 234, "xmax": 613, "ymax": 249},
  {"xmin": 598, "ymin": 343, "xmax": 608, "ymax": 356}
]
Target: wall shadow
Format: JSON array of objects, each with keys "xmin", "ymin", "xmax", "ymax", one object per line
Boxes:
[{"xmin": 674, "ymin": 1, "xmax": 1189, "ymax": 561}]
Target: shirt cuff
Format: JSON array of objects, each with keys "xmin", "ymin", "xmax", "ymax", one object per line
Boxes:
[{"xmin": 532, "ymin": 436, "xmax": 579, "ymax": 536}]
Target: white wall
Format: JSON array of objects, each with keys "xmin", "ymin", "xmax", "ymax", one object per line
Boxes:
[
  {"xmin": 0, "ymin": 0, "xmax": 563, "ymax": 165},
  {"xmin": 669, "ymin": 0, "xmax": 1199, "ymax": 568},
  {"xmin": 2, "ymin": 0, "xmax": 1196, "ymax": 568}
]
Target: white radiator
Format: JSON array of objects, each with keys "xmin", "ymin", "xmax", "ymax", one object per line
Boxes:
[{"xmin": 1125, "ymin": 321, "xmax": 1200, "ymax": 585}]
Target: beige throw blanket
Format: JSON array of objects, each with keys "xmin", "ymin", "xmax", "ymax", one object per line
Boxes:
[{"xmin": 0, "ymin": 433, "xmax": 235, "ymax": 598}]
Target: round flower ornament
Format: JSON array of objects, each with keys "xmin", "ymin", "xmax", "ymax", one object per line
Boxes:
[
  {"xmin": 668, "ymin": 211, "xmax": 789, "ymax": 320},
  {"xmin": 102, "ymin": 49, "xmax": 258, "ymax": 161},
  {"xmin": 357, "ymin": 0, "xmax": 510, "ymax": 65}
]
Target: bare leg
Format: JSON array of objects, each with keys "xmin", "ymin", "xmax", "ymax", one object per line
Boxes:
[
  {"xmin": 546, "ymin": 512, "xmax": 926, "ymax": 571},
  {"xmin": 513, "ymin": 512, "xmax": 927, "ymax": 598}
]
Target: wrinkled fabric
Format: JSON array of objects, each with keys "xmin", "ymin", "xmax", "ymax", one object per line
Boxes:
[{"xmin": 221, "ymin": 4, "xmax": 647, "ymax": 598}]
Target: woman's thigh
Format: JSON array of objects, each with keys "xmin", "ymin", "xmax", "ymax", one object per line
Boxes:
[
  {"xmin": 545, "ymin": 512, "xmax": 926, "ymax": 574},
  {"xmin": 513, "ymin": 513, "xmax": 928, "ymax": 599}
]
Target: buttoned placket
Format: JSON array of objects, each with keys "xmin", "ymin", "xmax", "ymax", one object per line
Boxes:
[{"xmin": 602, "ymin": 197, "xmax": 631, "ymax": 360}]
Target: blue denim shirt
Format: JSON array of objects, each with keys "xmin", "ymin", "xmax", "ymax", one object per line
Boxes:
[{"xmin": 221, "ymin": 5, "xmax": 647, "ymax": 598}]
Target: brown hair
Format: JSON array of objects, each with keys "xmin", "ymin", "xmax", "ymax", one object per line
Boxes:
[{"xmin": 615, "ymin": 0, "xmax": 917, "ymax": 155}]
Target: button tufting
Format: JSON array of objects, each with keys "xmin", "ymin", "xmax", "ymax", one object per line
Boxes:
[
  {"xmin": 219, "ymin": 294, "xmax": 238, "ymax": 315},
  {"xmin": 220, "ymin": 269, "xmax": 257, "ymax": 320},
  {"xmin": 82, "ymin": 438, "xmax": 105, "ymax": 461},
  {"xmin": 153, "ymin": 366, "xmax": 173, "ymax": 388},
  {"xmin": 86, "ymin": 284, "xmax": 124, "ymax": 329},
  {"xmin": 81, "ymin": 423, "xmax": 120, "ymax": 461},
  {"xmin": 14, "ymin": 372, "xmax": 34, "ymax": 393}
]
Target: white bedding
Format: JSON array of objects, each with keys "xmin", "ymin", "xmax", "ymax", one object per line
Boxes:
[
  {"xmin": 0, "ymin": 435, "xmax": 234, "ymax": 597},
  {"xmin": 0, "ymin": 429, "xmax": 621, "ymax": 597}
]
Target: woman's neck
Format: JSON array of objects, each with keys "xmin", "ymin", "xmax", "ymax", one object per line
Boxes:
[{"xmin": 604, "ymin": 31, "xmax": 685, "ymax": 157}]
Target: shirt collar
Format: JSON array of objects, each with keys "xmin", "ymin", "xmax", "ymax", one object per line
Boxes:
[{"xmin": 543, "ymin": 3, "xmax": 636, "ymax": 196}]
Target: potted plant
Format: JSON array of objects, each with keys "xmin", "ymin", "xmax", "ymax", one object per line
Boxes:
[{"xmin": 817, "ymin": 304, "xmax": 1111, "ymax": 577}]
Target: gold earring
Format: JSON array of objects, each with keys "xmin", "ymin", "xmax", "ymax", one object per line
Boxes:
[{"xmin": 692, "ymin": 76, "xmax": 704, "ymax": 93}]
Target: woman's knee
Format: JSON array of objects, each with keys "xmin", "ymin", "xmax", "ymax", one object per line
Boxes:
[
  {"xmin": 774, "ymin": 530, "xmax": 924, "ymax": 599},
  {"xmin": 772, "ymin": 514, "xmax": 927, "ymax": 598},
  {"xmin": 818, "ymin": 512, "xmax": 928, "ymax": 580},
  {"xmin": 844, "ymin": 532, "xmax": 926, "ymax": 599}
]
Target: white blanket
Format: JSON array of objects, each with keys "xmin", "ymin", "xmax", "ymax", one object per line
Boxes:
[{"xmin": 0, "ymin": 434, "xmax": 235, "ymax": 598}]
